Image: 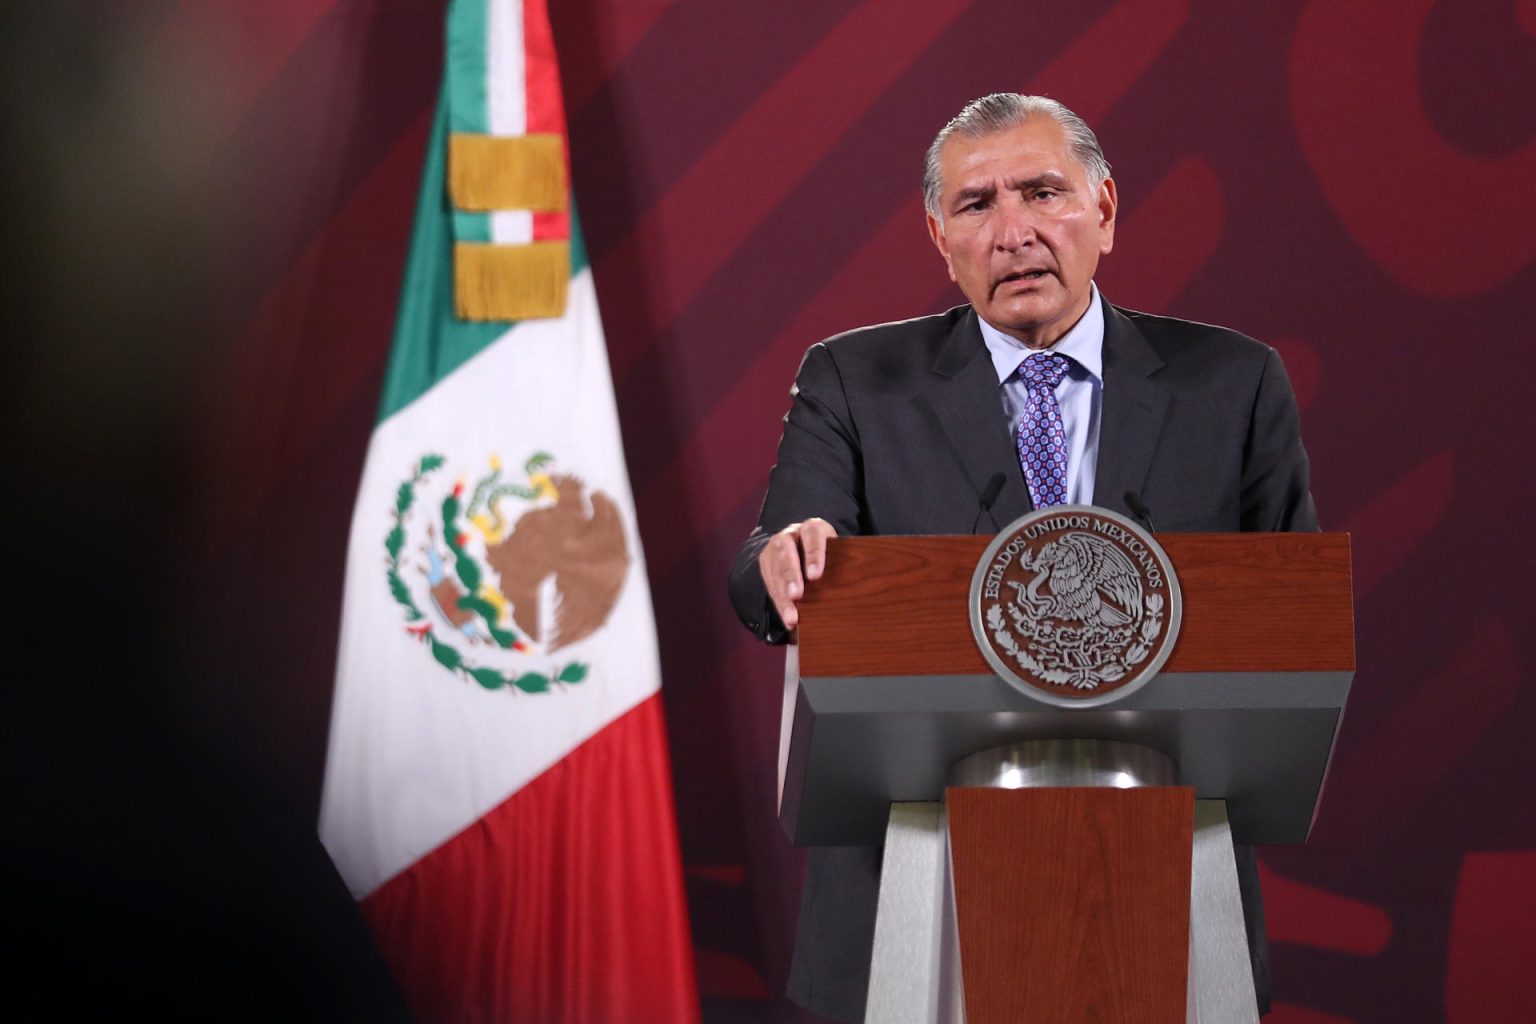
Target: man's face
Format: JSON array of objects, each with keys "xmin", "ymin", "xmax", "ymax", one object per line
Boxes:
[{"xmin": 926, "ymin": 117, "xmax": 1117, "ymax": 348}]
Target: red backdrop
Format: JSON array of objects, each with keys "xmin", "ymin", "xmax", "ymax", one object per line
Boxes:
[{"xmin": 146, "ymin": 1, "xmax": 1536, "ymax": 1021}]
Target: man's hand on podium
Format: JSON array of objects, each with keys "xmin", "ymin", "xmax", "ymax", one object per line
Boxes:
[{"xmin": 757, "ymin": 517, "xmax": 835, "ymax": 633}]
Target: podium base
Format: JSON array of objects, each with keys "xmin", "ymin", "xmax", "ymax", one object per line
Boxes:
[
  {"xmin": 865, "ymin": 740, "xmax": 1258, "ymax": 1024},
  {"xmin": 1189, "ymin": 800, "xmax": 1261, "ymax": 1022}
]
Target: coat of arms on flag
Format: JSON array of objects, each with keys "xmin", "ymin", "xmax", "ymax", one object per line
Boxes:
[{"xmin": 386, "ymin": 451, "xmax": 632, "ymax": 691}]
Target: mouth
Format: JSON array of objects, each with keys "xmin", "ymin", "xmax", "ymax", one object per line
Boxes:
[{"xmin": 995, "ymin": 268, "xmax": 1053, "ymax": 291}]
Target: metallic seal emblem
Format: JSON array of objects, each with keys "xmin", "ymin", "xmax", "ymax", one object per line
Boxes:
[{"xmin": 969, "ymin": 505, "xmax": 1182, "ymax": 708}]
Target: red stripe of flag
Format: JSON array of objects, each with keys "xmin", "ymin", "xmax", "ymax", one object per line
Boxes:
[
  {"xmin": 362, "ymin": 695, "xmax": 700, "ymax": 1024},
  {"xmin": 525, "ymin": 0, "xmax": 571, "ymax": 243}
]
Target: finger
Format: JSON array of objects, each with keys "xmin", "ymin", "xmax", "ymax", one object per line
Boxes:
[
  {"xmin": 800, "ymin": 518, "xmax": 835, "ymax": 580},
  {"xmin": 759, "ymin": 531, "xmax": 805, "ymax": 627}
]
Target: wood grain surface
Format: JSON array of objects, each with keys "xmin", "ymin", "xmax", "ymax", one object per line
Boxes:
[
  {"xmin": 796, "ymin": 533, "xmax": 1354, "ymax": 677},
  {"xmin": 947, "ymin": 786, "xmax": 1194, "ymax": 1023}
]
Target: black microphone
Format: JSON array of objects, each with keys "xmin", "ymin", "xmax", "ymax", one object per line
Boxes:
[
  {"xmin": 972, "ymin": 472, "xmax": 1007, "ymax": 533},
  {"xmin": 1124, "ymin": 491, "xmax": 1156, "ymax": 533}
]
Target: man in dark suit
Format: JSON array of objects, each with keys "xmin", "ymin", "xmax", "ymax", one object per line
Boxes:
[{"xmin": 729, "ymin": 93, "xmax": 1314, "ymax": 1022}]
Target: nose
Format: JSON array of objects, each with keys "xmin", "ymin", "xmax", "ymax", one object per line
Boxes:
[{"xmin": 995, "ymin": 198, "xmax": 1034, "ymax": 252}]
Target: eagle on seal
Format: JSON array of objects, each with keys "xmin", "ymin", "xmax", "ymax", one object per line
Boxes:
[{"xmin": 1007, "ymin": 532, "xmax": 1143, "ymax": 628}]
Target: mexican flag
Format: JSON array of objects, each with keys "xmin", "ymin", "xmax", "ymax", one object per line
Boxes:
[{"xmin": 318, "ymin": 1, "xmax": 699, "ymax": 1020}]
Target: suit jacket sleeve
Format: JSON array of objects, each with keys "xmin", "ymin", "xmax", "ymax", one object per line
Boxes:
[
  {"xmin": 728, "ymin": 342, "xmax": 865, "ymax": 644},
  {"xmin": 1241, "ymin": 346, "xmax": 1318, "ymax": 532}
]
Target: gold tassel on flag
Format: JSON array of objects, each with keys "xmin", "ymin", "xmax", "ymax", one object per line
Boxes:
[
  {"xmin": 448, "ymin": 133, "xmax": 567, "ymax": 212},
  {"xmin": 453, "ymin": 241, "xmax": 570, "ymax": 321}
]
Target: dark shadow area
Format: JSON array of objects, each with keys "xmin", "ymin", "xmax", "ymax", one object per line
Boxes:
[{"xmin": 0, "ymin": 7, "xmax": 411, "ymax": 1018}]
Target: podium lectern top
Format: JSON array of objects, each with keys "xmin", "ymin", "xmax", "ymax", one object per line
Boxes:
[{"xmin": 778, "ymin": 532, "xmax": 1353, "ymax": 847}]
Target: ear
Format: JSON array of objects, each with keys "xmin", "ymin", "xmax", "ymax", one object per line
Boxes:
[
  {"xmin": 926, "ymin": 210, "xmax": 957, "ymax": 282},
  {"xmin": 1096, "ymin": 176, "xmax": 1118, "ymax": 256}
]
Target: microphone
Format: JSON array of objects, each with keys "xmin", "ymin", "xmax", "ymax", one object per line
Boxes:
[
  {"xmin": 972, "ymin": 472, "xmax": 1007, "ymax": 533},
  {"xmin": 1124, "ymin": 491, "xmax": 1156, "ymax": 533}
]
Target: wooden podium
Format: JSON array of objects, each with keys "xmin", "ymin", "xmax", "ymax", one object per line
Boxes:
[{"xmin": 777, "ymin": 533, "xmax": 1354, "ymax": 1023}]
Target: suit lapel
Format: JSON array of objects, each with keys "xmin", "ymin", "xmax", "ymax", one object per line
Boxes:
[
  {"xmin": 919, "ymin": 308, "xmax": 1032, "ymax": 531},
  {"xmin": 1094, "ymin": 301, "xmax": 1171, "ymax": 517}
]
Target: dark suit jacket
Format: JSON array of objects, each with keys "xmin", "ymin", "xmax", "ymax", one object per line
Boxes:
[{"xmin": 728, "ymin": 294, "xmax": 1316, "ymax": 1021}]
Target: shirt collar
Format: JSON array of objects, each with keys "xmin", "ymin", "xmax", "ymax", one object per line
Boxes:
[{"xmin": 978, "ymin": 282, "xmax": 1105, "ymax": 384}]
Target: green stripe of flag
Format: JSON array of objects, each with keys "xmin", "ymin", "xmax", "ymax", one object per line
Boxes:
[{"xmin": 446, "ymin": 0, "xmax": 489, "ymax": 135}]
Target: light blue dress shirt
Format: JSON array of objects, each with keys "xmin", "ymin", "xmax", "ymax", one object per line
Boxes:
[{"xmin": 977, "ymin": 282, "xmax": 1104, "ymax": 505}]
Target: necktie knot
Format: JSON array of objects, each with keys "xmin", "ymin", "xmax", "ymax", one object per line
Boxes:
[{"xmin": 1020, "ymin": 351, "xmax": 1071, "ymax": 390}]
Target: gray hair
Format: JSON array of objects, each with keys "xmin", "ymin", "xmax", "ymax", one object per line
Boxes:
[{"xmin": 922, "ymin": 94, "xmax": 1111, "ymax": 219}]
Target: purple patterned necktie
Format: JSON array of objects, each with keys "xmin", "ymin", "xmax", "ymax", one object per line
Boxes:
[{"xmin": 1016, "ymin": 352, "xmax": 1072, "ymax": 508}]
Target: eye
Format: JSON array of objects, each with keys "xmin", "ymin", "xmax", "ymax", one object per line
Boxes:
[{"xmin": 1032, "ymin": 188, "xmax": 1060, "ymax": 201}]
